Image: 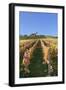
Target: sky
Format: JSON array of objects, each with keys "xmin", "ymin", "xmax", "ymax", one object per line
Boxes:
[{"xmin": 19, "ymin": 11, "xmax": 58, "ymax": 36}]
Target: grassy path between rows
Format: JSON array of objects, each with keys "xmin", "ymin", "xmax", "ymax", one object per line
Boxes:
[{"xmin": 29, "ymin": 40, "xmax": 48, "ymax": 77}]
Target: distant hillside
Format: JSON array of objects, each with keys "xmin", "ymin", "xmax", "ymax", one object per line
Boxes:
[{"xmin": 20, "ymin": 35, "xmax": 57, "ymax": 40}]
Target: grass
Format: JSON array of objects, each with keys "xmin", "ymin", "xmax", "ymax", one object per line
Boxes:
[{"xmin": 29, "ymin": 40, "xmax": 48, "ymax": 77}]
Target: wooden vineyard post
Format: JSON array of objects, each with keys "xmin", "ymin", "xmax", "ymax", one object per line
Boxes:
[{"xmin": 48, "ymin": 50, "xmax": 53, "ymax": 76}]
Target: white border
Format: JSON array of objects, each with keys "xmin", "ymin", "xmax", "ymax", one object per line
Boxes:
[{"xmin": 15, "ymin": 6, "xmax": 62, "ymax": 84}]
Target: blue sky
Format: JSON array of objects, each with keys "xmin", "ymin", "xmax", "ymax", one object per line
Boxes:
[{"xmin": 19, "ymin": 11, "xmax": 58, "ymax": 36}]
